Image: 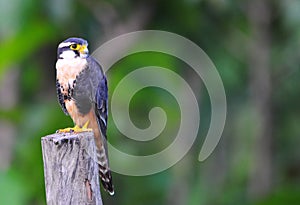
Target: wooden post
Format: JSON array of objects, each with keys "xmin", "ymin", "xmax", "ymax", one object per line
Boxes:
[{"xmin": 41, "ymin": 132, "xmax": 103, "ymax": 205}]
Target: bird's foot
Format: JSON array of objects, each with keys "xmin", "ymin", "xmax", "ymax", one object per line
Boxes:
[
  {"xmin": 57, "ymin": 121, "xmax": 92, "ymax": 133},
  {"xmin": 81, "ymin": 121, "xmax": 93, "ymax": 132}
]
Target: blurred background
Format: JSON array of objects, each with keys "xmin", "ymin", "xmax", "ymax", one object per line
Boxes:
[{"xmin": 0, "ymin": 0, "xmax": 300, "ymax": 204}]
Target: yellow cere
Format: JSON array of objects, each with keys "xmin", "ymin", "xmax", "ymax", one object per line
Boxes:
[{"xmin": 79, "ymin": 45, "xmax": 87, "ymax": 53}]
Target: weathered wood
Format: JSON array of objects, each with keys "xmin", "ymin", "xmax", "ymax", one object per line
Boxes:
[{"xmin": 41, "ymin": 132, "xmax": 103, "ymax": 205}]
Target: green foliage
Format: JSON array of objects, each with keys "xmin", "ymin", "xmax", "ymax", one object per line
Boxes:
[
  {"xmin": 255, "ymin": 185, "xmax": 300, "ymax": 205},
  {"xmin": 0, "ymin": 22, "xmax": 57, "ymax": 77},
  {"xmin": 0, "ymin": 0, "xmax": 299, "ymax": 204}
]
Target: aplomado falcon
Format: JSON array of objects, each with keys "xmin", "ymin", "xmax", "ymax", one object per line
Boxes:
[{"xmin": 55, "ymin": 37, "xmax": 114, "ymax": 195}]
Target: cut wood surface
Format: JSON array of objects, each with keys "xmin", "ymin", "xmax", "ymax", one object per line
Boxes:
[{"xmin": 41, "ymin": 132, "xmax": 103, "ymax": 205}]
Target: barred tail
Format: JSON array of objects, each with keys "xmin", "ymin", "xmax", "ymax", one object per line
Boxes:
[{"xmin": 96, "ymin": 147, "xmax": 114, "ymax": 195}]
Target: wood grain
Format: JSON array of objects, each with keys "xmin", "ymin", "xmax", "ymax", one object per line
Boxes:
[{"xmin": 41, "ymin": 132, "xmax": 103, "ymax": 205}]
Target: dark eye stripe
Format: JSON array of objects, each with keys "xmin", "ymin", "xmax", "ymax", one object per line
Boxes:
[
  {"xmin": 74, "ymin": 50, "xmax": 80, "ymax": 57},
  {"xmin": 57, "ymin": 46, "xmax": 80, "ymax": 58}
]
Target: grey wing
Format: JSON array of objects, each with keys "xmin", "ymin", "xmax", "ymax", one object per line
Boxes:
[
  {"xmin": 85, "ymin": 56, "xmax": 108, "ymax": 139},
  {"xmin": 95, "ymin": 75, "xmax": 108, "ymax": 139},
  {"xmin": 56, "ymin": 79, "xmax": 69, "ymax": 115}
]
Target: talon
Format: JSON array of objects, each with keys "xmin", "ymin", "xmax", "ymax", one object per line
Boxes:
[
  {"xmin": 79, "ymin": 121, "xmax": 93, "ymax": 132},
  {"xmin": 57, "ymin": 125, "xmax": 79, "ymax": 133},
  {"xmin": 57, "ymin": 123, "xmax": 92, "ymax": 134},
  {"xmin": 82, "ymin": 121, "xmax": 90, "ymax": 129}
]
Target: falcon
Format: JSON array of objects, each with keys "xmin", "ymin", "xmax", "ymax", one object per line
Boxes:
[{"xmin": 55, "ymin": 37, "xmax": 114, "ymax": 195}]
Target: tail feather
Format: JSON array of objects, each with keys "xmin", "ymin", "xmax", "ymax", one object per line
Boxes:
[
  {"xmin": 99, "ymin": 165, "xmax": 114, "ymax": 195},
  {"xmin": 96, "ymin": 148, "xmax": 114, "ymax": 195}
]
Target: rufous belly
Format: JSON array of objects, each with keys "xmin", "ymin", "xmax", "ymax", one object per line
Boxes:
[{"xmin": 65, "ymin": 99, "xmax": 103, "ymax": 148}]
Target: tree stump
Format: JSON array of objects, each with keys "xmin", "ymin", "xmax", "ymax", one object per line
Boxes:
[{"xmin": 41, "ymin": 132, "xmax": 103, "ymax": 205}]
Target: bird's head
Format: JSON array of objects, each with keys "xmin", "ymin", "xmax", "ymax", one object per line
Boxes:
[{"xmin": 57, "ymin": 37, "xmax": 89, "ymax": 59}]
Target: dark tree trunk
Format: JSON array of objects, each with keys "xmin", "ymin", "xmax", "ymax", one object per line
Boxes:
[{"xmin": 247, "ymin": 0, "xmax": 273, "ymax": 199}]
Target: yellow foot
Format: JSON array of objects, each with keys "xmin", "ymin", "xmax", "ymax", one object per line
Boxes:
[
  {"xmin": 79, "ymin": 121, "xmax": 93, "ymax": 132},
  {"xmin": 57, "ymin": 122, "xmax": 92, "ymax": 133},
  {"xmin": 82, "ymin": 121, "xmax": 90, "ymax": 129}
]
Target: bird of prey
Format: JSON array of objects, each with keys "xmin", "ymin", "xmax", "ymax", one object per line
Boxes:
[{"xmin": 55, "ymin": 37, "xmax": 114, "ymax": 195}]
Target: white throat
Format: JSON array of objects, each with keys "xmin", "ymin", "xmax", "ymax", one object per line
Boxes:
[
  {"xmin": 59, "ymin": 50, "xmax": 77, "ymax": 59},
  {"xmin": 56, "ymin": 57, "xmax": 88, "ymax": 88}
]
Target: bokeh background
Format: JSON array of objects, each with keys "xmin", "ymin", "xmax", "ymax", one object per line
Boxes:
[{"xmin": 0, "ymin": 0, "xmax": 300, "ymax": 204}]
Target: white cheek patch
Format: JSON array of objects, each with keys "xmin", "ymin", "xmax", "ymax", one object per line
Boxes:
[{"xmin": 59, "ymin": 50, "xmax": 76, "ymax": 59}]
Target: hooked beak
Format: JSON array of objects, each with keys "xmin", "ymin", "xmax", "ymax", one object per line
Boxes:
[{"xmin": 79, "ymin": 45, "xmax": 89, "ymax": 56}]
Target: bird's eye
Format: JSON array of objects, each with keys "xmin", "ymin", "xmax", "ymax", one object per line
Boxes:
[{"xmin": 70, "ymin": 44, "xmax": 79, "ymax": 50}]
